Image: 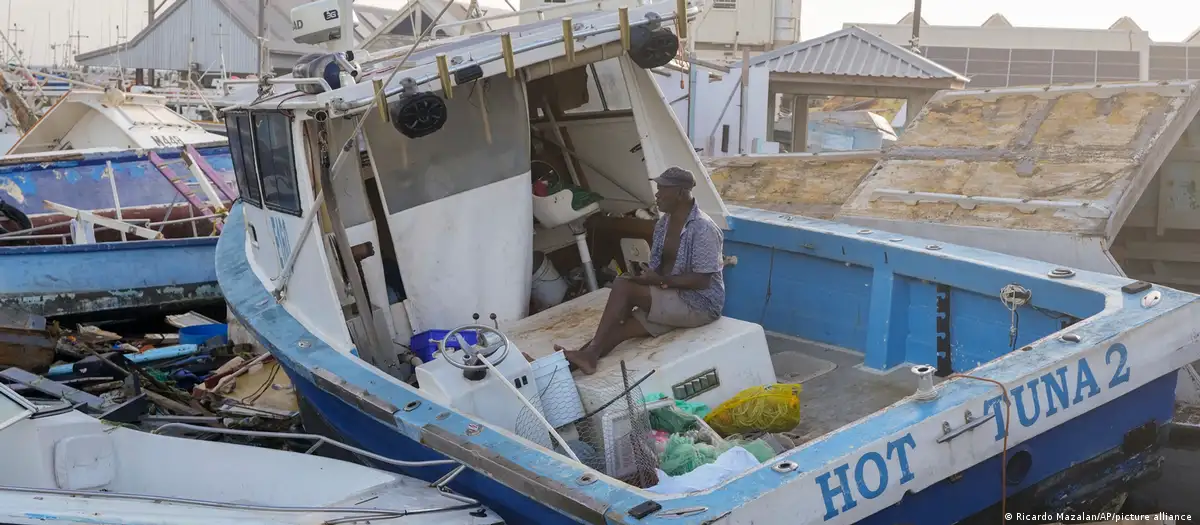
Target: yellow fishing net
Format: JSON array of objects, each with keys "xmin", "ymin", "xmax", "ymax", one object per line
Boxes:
[{"xmin": 704, "ymin": 384, "xmax": 802, "ymax": 437}]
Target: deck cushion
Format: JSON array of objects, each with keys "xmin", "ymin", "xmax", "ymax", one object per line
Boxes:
[{"xmin": 53, "ymin": 434, "xmax": 116, "ymax": 490}]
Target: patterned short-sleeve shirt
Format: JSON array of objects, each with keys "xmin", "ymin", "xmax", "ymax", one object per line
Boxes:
[{"xmin": 649, "ymin": 200, "xmax": 725, "ymax": 317}]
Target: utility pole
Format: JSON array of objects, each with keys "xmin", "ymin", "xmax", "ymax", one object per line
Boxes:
[
  {"xmin": 909, "ymin": 0, "xmax": 922, "ymax": 52},
  {"xmin": 6, "ymin": 23, "xmax": 22, "ymax": 62},
  {"xmin": 3, "ymin": 0, "xmax": 9, "ymax": 62},
  {"xmin": 148, "ymin": 0, "xmax": 156, "ymax": 25},
  {"xmin": 69, "ymin": 30, "xmax": 88, "ymax": 65}
]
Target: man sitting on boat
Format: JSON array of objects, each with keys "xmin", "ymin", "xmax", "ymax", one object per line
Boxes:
[{"xmin": 558, "ymin": 167, "xmax": 725, "ymax": 375}]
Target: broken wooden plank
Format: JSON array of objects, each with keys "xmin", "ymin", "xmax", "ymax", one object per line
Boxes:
[
  {"xmin": 0, "ymin": 328, "xmax": 56, "ymax": 372},
  {"xmin": 144, "ymin": 390, "xmax": 203, "ymax": 416},
  {"xmin": 43, "ymin": 200, "xmax": 163, "ymax": 240},
  {"xmin": 139, "ymin": 333, "xmax": 181, "ymax": 346},
  {"xmin": 75, "ymin": 325, "xmax": 122, "ymax": 344}
]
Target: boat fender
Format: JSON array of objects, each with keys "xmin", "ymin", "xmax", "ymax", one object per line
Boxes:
[
  {"xmin": 390, "ymin": 92, "xmax": 448, "ymax": 139},
  {"xmin": 0, "ymin": 199, "xmax": 31, "ymax": 233},
  {"xmin": 627, "ymin": 25, "xmax": 680, "ymax": 70}
]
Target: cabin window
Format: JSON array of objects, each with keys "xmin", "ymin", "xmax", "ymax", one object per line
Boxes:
[
  {"xmin": 224, "ymin": 112, "xmax": 263, "ymax": 206},
  {"xmin": 252, "ymin": 112, "xmax": 302, "ymax": 216}
]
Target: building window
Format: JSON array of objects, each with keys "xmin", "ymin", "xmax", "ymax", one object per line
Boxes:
[
  {"xmin": 252, "ymin": 113, "xmax": 302, "ymax": 216},
  {"xmin": 224, "ymin": 112, "xmax": 262, "ymax": 207},
  {"xmin": 712, "ymin": 0, "xmax": 736, "ymax": 9}
]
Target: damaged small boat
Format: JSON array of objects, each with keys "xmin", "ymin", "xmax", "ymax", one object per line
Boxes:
[
  {"xmin": 216, "ymin": 1, "xmax": 1200, "ymax": 523},
  {"xmin": 0, "ymin": 88, "xmax": 237, "ymax": 319},
  {"xmin": 0, "ymin": 382, "xmax": 502, "ymax": 525}
]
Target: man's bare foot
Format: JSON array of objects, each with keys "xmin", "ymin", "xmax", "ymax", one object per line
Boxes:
[
  {"xmin": 553, "ymin": 340, "xmax": 594, "ymax": 372},
  {"xmin": 562, "ymin": 348, "xmax": 599, "ymax": 375}
]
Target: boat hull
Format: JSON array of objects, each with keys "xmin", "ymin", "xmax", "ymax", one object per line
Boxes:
[
  {"xmin": 0, "ymin": 238, "xmax": 221, "ymax": 318},
  {"xmin": 218, "ymin": 204, "xmax": 1190, "ymax": 524},
  {"xmin": 279, "ymin": 355, "xmax": 1175, "ymax": 524}
]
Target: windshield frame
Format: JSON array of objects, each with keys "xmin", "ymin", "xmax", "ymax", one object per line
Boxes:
[{"xmin": 0, "ymin": 383, "xmax": 36, "ymax": 432}]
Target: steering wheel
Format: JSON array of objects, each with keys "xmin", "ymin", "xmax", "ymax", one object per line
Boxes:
[{"xmin": 436, "ymin": 324, "xmax": 511, "ymax": 372}]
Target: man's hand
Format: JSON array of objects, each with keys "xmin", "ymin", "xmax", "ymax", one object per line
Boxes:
[{"xmin": 627, "ymin": 269, "xmax": 667, "ymax": 288}]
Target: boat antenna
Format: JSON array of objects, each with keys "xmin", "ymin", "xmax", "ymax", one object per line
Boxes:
[
  {"xmin": 0, "ymin": 24, "xmax": 48, "ymax": 104},
  {"xmin": 256, "ymin": 0, "xmax": 267, "ymax": 79}
]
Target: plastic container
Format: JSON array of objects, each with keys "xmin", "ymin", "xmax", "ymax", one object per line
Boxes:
[
  {"xmin": 531, "ymin": 251, "xmax": 569, "ymax": 310},
  {"xmin": 410, "ymin": 329, "xmax": 478, "ymax": 363},
  {"xmin": 178, "ymin": 324, "xmax": 228, "ymax": 345},
  {"xmin": 531, "ymin": 351, "xmax": 586, "ymax": 428}
]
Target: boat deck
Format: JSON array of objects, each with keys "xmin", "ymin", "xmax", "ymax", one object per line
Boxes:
[
  {"xmin": 506, "ymin": 286, "xmax": 927, "ymax": 448},
  {"xmin": 766, "ymin": 333, "xmax": 925, "ymax": 442}
]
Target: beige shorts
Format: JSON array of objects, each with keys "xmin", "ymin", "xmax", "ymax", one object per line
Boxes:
[{"xmin": 630, "ymin": 286, "xmax": 719, "ymax": 337}]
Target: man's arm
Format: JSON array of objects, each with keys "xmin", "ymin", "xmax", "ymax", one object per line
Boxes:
[
  {"xmin": 626, "ymin": 270, "xmax": 710, "ymax": 289},
  {"xmin": 645, "ymin": 223, "xmax": 723, "ymax": 290}
]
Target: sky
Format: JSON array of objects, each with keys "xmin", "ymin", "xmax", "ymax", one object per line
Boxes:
[{"xmin": 1, "ymin": 0, "xmax": 1196, "ymax": 66}]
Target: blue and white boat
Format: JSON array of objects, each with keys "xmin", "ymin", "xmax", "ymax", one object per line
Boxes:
[
  {"xmin": 0, "ymin": 88, "xmax": 236, "ymax": 318},
  {"xmin": 216, "ymin": 1, "xmax": 1200, "ymax": 523}
]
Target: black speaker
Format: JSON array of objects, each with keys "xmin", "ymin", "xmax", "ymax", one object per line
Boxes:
[
  {"xmin": 627, "ymin": 26, "xmax": 680, "ymax": 69},
  {"xmin": 389, "ymin": 92, "xmax": 448, "ymax": 139}
]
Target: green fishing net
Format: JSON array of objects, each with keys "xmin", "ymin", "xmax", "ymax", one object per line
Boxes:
[
  {"xmin": 659, "ymin": 434, "xmax": 718, "ymax": 476},
  {"xmin": 718, "ymin": 438, "xmax": 775, "ymax": 463},
  {"xmin": 650, "ymin": 406, "xmax": 698, "ymax": 434}
]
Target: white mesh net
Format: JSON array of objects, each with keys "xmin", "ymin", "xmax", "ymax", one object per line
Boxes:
[{"xmin": 514, "ymin": 363, "xmax": 660, "ymax": 488}]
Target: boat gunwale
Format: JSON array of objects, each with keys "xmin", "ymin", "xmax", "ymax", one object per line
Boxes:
[
  {"xmin": 217, "ymin": 203, "xmax": 1200, "ymax": 523},
  {"xmin": 0, "ymin": 143, "xmax": 229, "ymax": 172},
  {"xmin": 0, "ymin": 236, "xmax": 217, "ymax": 256}
]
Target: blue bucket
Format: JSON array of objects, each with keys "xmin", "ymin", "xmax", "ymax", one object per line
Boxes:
[
  {"xmin": 179, "ymin": 324, "xmax": 229, "ymax": 345},
  {"xmin": 410, "ymin": 329, "xmax": 478, "ymax": 363}
]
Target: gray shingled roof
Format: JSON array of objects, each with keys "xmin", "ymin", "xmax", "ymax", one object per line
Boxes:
[{"xmin": 733, "ymin": 26, "xmax": 969, "ymax": 83}]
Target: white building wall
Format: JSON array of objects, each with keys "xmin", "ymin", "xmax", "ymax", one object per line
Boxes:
[
  {"xmin": 852, "ymin": 22, "xmax": 1155, "ymax": 81},
  {"xmin": 655, "ymin": 65, "xmax": 771, "ymax": 156}
]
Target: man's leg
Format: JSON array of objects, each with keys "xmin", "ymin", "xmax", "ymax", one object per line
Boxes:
[{"xmin": 560, "ymin": 278, "xmax": 652, "ymax": 374}]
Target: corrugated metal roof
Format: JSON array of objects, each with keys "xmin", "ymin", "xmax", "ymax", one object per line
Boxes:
[
  {"xmin": 77, "ymin": 0, "xmax": 397, "ymax": 69},
  {"xmin": 734, "ymin": 26, "xmax": 968, "ymax": 82}
]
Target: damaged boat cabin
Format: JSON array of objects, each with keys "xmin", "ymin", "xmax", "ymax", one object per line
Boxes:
[{"xmin": 218, "ymin": 0, "xmax": 717, "ymax": 374}]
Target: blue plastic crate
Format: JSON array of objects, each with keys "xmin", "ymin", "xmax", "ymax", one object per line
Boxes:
[{"xmin": 410, "ymin": 329, "xmax": 478, "ymax": 363}]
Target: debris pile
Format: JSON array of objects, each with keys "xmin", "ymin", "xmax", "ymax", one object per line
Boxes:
[{"xmin": 0, "ymin": 307, "xmax": 299, "ymax": 439}]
